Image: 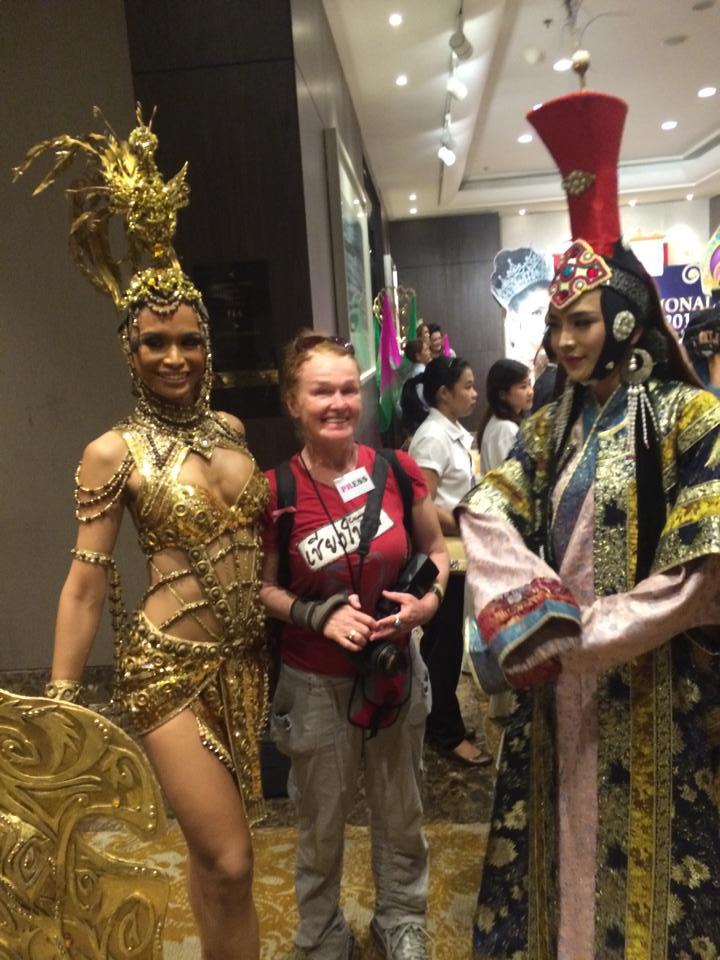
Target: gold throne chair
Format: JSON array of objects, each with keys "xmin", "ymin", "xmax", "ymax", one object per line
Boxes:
[{"xmin": 0, "ymin": 689, "xmax": 169, "ymax": 959}]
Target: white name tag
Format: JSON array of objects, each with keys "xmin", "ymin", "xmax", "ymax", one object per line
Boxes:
[
  {"xmin": 333, "ymin": 466, "xmax": 375, "ymax": 503},
  {"xmin": 298, "ymin": 506, "xmax": 394, "ymax": 571}
]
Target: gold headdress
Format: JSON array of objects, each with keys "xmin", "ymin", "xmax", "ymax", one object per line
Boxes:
[{"xmin": 12, "ymin": 103, "xmax": 200, "ymax": 312}]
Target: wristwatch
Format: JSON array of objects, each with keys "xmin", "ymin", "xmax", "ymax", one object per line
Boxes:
[{"xmin": 429, "ymin": 581, "xmax": 445, "ymax": 603}]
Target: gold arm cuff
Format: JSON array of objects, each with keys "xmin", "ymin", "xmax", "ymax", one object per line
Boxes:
[
  {"xmin": 71, "ymin": 547, "xmax": 114, "ymax": 568},
  {"xmin": 45, "ymin": 680, "xmax": 84, "ymax": 703}
]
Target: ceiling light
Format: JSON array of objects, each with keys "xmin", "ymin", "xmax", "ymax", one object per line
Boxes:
[
  {"xmin": 629, "ymin": 198, "xmax": 637, "ymax": 207},
  {"xmin": 698, "ymin": 86, "xmax": 717, "ymax": 98},
  {"xmin": 532, "ymin": 102, "xmax": 543, "ymax": 110},
  {"xmin": 409, "ymin": 207, "xmax": 418, "ymax": 215},
  {"xmin": 446, "ymin": 76, "xmax": 468, "ymax": 100},
  {"xmin": 523, "ymin": 46, "xmax": 545, "ymax": 65},
  {"xmin": 409, "ymin": 193, "xmax": 417, "ymax": 201},
  {"xmin": 661, "ymin": 120, "xmax": 678, "ymax": 130},
  {"xmin": 388, "ymin": 13, "xmax": 403, "ymax": 27},
  {"xmin": 517, "ymin": 133, "xmax": 533, "ymax": 144},
  {"xmin": 449, "ymin": 28, "xmax": 473, "ymax": 61},
  {"xmin": 687, "ymin": 193, "xmax": 695, "ymax": 201},
  {"xmin": 553, "ymin": 57, "xmax": 573, "ymax": 72},
  {"xmin": 662, "ymin": 34, "xmax": 687, "ymax": 46},
  {"xmin": 518, "ymin": 208, "xmax": 527, "ymax": 216},
  {"xmin": 692, "ymin": 0, "xmax": 716, "ymax": 8},
  {"xmin": 438, "ymin": 144, "xmax": 457, "ymax": 166},
  {"xmin": 395, "ymin": 74, "xmax": 408, "ymax": 87}
]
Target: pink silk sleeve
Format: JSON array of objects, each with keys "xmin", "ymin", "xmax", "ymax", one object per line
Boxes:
[
  {"xmin": 460, "ymin": 511, "xmax": 582, "ymax": 685},
  {"xmin": 562, "ymin": 555, "xmax": 720, "ymax": 674},
  {"xmin": 461, "ymin": 511, "xmax": 559, "ymax": 607}
]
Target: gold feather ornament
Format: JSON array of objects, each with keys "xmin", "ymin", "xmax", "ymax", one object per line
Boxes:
[{"xmin": 12, "ymin": 103, "xmax": 200, "ymax": 311}]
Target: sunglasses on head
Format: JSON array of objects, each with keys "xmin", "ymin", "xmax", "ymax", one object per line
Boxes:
[{"xmin": 295, "ymin": 335, "xmax": 355, "ymax": 356}]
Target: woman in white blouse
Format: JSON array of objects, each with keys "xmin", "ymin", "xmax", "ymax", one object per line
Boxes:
[
  {"xmin": 475, "ymin": 358, "xmax": 533, "ymax": 721},
  {"xmin": 409, "ymin": 357, "xmax": 491, "ymax": 765},
  {"xmin": 478, "ymin": 359, "xmax": 533, "ymax": 473}
]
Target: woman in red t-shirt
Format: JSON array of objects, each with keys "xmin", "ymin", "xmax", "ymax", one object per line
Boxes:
[{"xmin": 260, "ymin": 334, "xmax": 448, "ymax": 960}]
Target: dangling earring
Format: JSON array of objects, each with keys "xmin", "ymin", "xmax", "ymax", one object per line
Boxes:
[
  {"xmin": 620, "ymin": 347, "xmax": 658, "ymax": 451},
  {"xmin": 552, "ymin": 378, "xmax": 575, "ymax": 453}
]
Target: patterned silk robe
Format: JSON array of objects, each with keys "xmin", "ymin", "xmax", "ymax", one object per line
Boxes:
[{"xmin": 460, "ymin": 380, "xmax": 720, "ymax": 960}]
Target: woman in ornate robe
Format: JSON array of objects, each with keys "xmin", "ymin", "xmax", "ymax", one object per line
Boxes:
[
  {"xmin": 461, "ymin": 363, "xmax": 720, "ymax": 957},
  {"xmin": 461, "ymin": 85, "xmax": 720, "ymax": 960}
]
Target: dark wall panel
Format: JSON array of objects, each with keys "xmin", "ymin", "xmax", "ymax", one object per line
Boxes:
[
  {"xmin": 390, "ymin": 213, "xmax": 503, "ymax": 433},
  {"xmin": 131, "ymin": 62, "xmax": 314, "ymax": 342},
  {"xmin": 125, "ymin": 0, "xmax": 293, "ymax": 72}
]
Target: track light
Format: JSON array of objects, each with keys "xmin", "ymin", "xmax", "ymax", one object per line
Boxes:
[
  {"xmin": 438, "ymin": 143, "xmax": 457, "ymax": 166},
  {"xmin": 449, "ymin": 28, "xmax": 473, "ymax": 61},
  {"xmin": 446, "ymin": 75, "xmax": 468, "ymax": 100}
]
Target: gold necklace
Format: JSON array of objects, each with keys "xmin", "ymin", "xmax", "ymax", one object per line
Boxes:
[{"xmin": 119, "ymin": 400, "xmax": 245, "ymax": 465}]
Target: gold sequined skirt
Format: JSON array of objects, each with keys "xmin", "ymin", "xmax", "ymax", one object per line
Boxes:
[{"xmin": 117, "ymin": 610, "xmax": 269, "ymax": 825}]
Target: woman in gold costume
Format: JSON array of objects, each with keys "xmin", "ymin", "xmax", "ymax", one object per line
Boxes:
[{"xmin": 15, "ymin": 108, "xmax": 268, "ymax": 960}]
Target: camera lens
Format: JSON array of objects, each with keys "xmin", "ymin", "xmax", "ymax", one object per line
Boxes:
[{"xmin": 371, "ymin": 642, "xmax": 409, "ymax": 677}]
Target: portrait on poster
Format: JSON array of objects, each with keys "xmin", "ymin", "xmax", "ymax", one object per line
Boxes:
[{"xmin": 490, "ymin": 247, "xmax": 553, "ymax": 375}]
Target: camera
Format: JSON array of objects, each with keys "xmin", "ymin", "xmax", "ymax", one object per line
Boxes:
[{"xmin": 348, "ymin": 555, "xmax": 439, "ymax": 677}]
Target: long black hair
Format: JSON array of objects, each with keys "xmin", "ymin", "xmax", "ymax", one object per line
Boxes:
[{"xmin": 476, "ymin": 358, "xmax": 530, "ymax": 449}]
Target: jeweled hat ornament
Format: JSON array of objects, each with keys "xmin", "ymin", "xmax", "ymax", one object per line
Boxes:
[{"xmin": 13, "ymin": 105, "xmax": 213, "ymax": 418}]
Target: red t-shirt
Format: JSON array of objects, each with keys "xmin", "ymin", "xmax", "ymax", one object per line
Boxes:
[{"xmin": 263, "ymin": 445, "xmax": 428, "ymax": 676}]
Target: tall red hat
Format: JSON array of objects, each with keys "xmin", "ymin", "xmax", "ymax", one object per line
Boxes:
[
  {"xmin": 527, "ymin": 90, "xmax": 655, "ymax": 315},
  {"xmin": 527, "ymin": 91, "xmax": 627, "ymax": 257}
]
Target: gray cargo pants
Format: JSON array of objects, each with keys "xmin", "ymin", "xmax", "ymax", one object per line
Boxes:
[{"xmin": 270, "ymin": 638, "xmax": 431, "ymax": 959}]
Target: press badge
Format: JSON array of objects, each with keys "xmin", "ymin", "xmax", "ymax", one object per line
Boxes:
[{"xmin": 334, "ymin": 466, "xmax": 375, "ymax": 502}]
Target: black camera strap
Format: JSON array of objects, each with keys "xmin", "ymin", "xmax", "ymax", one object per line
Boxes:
[{"xmin": 357, "ymin": 452, "xmax": 389, "ymax": 557}]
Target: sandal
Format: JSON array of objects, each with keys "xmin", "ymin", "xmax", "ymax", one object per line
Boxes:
[{"xmin": 434, "ymin": 738, "xmax": 493, "ymax": 768}]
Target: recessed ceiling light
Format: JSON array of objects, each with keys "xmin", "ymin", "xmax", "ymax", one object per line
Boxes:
[
  {"xmin": 518, "ymin": 208, "xmax": 527, "ymax": 216},
  {"xmin": 532, "ymin": 102, "xmax": 543, "ymax": 110},
  {"xmin": 409, "ymin": 207, "xmax": 418, "ymax": 215},
  {"xmin": 698, "ymin": 86, "xmax": 717, "ymax": 98},
  {"xmin": 523, "ymin": 46, "xmax": 545, "ymax": 65},
  {"xmin": 409, "ymin": 193, "xmax": 417, "ymax": 201},
  {"xmin": 629, "ymin": 198, "xmax": 637, "ymax": 207},
  {"xmin": 687, "ymin": 193, "xmax": 695, "ymax": 201},
  {"xmin": 388, "ymin": 13, "xmax": 403, "ymax": 27},
  {"xmin": 661, "ymin": 120, "xmax": 678, "ymax": 131},
  {"xmin": 517, "ymin": 133, "xmax": 533, "ymax": 144},
  {"xmin": 662, "ymin": 34, "xmax": 687, "ymax": 46},
  {"xmin": 553, "ymin": 57, "xmax": 573, "ymax": 72},
  {"xmin": 395, "ymin": 74, "xmax": 408, "ymax": 87}
]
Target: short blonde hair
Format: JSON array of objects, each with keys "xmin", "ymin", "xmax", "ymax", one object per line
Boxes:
[{"xmin": 280, "ymin": 330, "xmax": 359, "ymax": 409}]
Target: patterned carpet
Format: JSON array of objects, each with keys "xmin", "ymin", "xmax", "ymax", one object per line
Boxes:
[{"xmin": 93, "ymin": 820, "xmax": 488, "ymax": 959}]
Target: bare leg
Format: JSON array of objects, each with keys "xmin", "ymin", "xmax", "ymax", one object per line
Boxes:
[{"xmin": 142, "ymin": 709, "xmax": 259, "ymax": 960}]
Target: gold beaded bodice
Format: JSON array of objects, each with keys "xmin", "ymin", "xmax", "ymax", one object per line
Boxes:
[{"xmin": 75, "ymin": 408, "xmax": 269, "ymax": 648}]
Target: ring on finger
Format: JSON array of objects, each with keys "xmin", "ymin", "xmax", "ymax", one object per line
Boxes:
[
  {"xmin": 393, "ymin": 615, "xmax": 402, "ymax": 630},
  {"xmin": 347, "ymin": 629, "xmax": 357, "ymax": 642}
]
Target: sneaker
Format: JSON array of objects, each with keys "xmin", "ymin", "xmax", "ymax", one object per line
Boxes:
[{"xmin": 370, "ymin": 919, "xmax": 429, "ymax": 959}]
